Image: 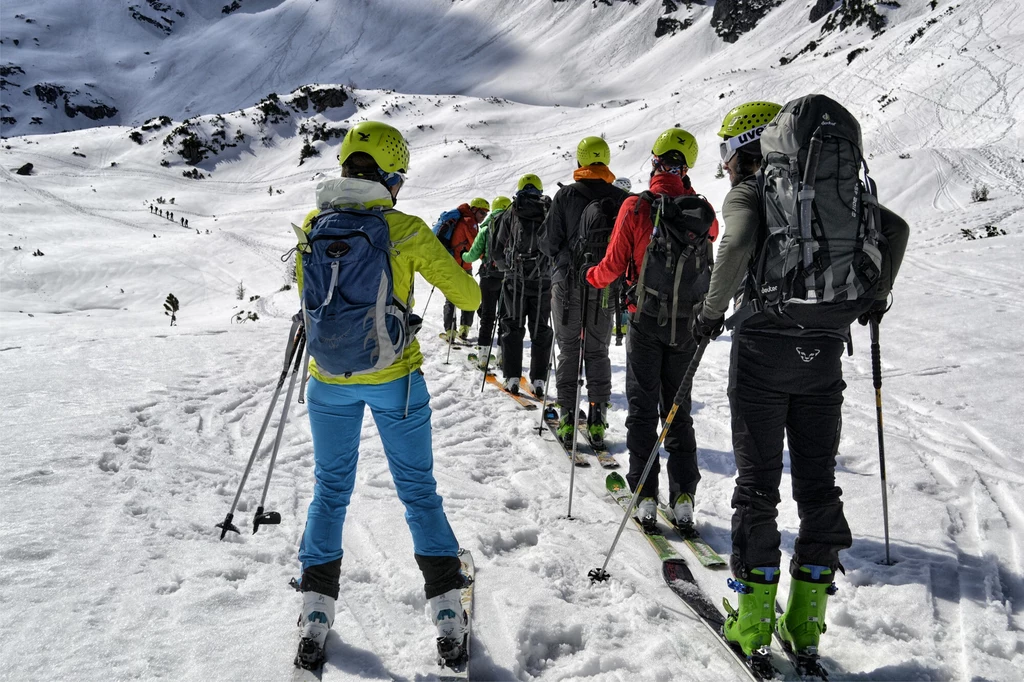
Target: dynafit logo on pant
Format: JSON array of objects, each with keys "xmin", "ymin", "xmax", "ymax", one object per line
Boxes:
[{"xmin": 796, "ymin": 347, "xmax": 821, "ymax": 363}]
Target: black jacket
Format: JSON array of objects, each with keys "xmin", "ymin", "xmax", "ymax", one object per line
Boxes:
[{"xmin": 540, "ymin": 179, "xmax": 627, "ymax": 286}]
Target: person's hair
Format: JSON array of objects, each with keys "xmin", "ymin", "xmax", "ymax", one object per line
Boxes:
[{"xmin": 341, "ymin": 151, "xmax": 380, "ymax": 179}]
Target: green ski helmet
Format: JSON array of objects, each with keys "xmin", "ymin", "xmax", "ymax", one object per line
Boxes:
[
  {"xmin": 339, "ymin": 121, "xmax": 410, "ymax": 173},
  {"xmin": 576, "ymin": 136, "xmax": 611, "ymax": 167},
  {"xmin": 492, "ymin": 196, "xmax": 512, "ymax": 212},
  {"xmin": 652, "ymin": 128, "xmax": 698, "ymax": 168},
  {"xmin": 469, "ymin": 197, "xmax": 490, "ymax": 210},
  {"xmin": 718, "ymin": 101, "xmax": 782, "ymax": 139},
  {"xmin": 517, "ymin": 173, "xmax": 543, "ymax": 192}
]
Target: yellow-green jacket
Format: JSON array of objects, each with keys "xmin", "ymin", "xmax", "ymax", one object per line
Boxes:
[{"xmin": 296, "ymin": 177, "xmax": 481, "ymax": 385}]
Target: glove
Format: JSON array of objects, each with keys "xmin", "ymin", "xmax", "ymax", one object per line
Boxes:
[
  {"xmin": 857, "ymin": 299, "xmax": 889, "ymax": 326},
  {"xmin": 690, "ymin": 302, "xmax": 725, "ymax": 343}
]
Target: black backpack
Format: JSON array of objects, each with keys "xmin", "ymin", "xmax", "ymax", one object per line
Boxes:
[
  {"xmin": 568, "ymin": 184, "xmax": 625, "ymax": 288},
  {"xmin": 752, "ymin": 93, "xmax": 884, "ymax": 330},
  {"xmin": 633, "ymin": 192, "xmax": 715, "ymax": 345},
  {"xmin": 504, "ymin": 192, "xmax": 551, "ymax": 281}
]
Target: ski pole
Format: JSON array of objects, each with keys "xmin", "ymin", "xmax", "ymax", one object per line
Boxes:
[
  {"xmin": 421, "ymin": 285, "xmax": 436, "ymax": 318},
  {"xmin": 253, "ymin": 326, "xmax": 307, "ymax": 534},
  {"xmin": 445, "ymin": 310, "xmax": 455, "ymax": 365},
  {"xmin": 216, "ymin": 317, "xmax": 302, "ymax": 539},
  {"xmin": 870, "ymin": 319, "xmax": 892, "ymax": 565},
  {"xmin": 480, "ymin": 276, "xmax": 507, "ymax": 393},
  {"xmin": 589, "ymin": 338, "xmax": 709, "ymax": 582},
  {"xmin": 536, "ymin": 311, "xmax": 558, "ymax": 435},
  {"xmin": 567, "ymin": 284, "xmax": 590, "ymax": 519}
]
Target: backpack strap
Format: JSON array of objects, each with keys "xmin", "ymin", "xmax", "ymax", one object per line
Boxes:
[{"xmin": 632, "ymin": 193, "xmax": 663, "ymax": 316}]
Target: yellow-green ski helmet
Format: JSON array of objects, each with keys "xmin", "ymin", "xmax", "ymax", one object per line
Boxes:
[
  {"xmin": 339, "ymin": 121, "xmax": 410, "ymax": 172},
  {"xmin": 492, "ymin": 196, "xmax": 512, "ymax": 212},
  {"xmin": 576, "ymin": 136, "xmax": 611, "ymax": 166},
  {"xmin": 517, "ymin": 174, "xmax": 543, "ymax": 192},
  {"xmin": 651, "ymin": 128, "xmax": 699, "ymax": 168},
  {"xmin": 718, "ymin": 102, "xmax": 782, "ymax": 139},
  {"xmin": 469, "ymin": 197, "xmax": 490, "ymax": 210}
]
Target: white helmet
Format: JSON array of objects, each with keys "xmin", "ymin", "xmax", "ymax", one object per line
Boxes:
[{"xmin": 613, "ymin": 177, "xmax": 632, "ymax": 192}]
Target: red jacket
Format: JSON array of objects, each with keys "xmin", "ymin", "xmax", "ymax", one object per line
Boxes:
[
  {"xmin": 586, "ymin": 173, "xmax": 719, "ymax": 311},
  {"xmin": 450, "ymin": 204, "xmax": 480, "ymax": 272}
]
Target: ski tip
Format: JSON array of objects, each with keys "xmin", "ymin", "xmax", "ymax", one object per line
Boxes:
[{"xmin": 605, "ymin": 471, "xmax": 626, "ymax": 490}]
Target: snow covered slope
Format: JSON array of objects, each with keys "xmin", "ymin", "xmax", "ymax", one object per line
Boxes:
[{"xmin": 2, "ymin": 1, "xmax": 1023, "ymax": 680}]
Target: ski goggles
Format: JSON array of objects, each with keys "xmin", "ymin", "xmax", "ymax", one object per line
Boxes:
[
  {"xmin": 378, "ymin": 169, "xmax": 407, "ymax": 189},
  {"xmin": 720, "ymin": 124, "xmax": 769, "ymax": 164},
  {"xmin": 652, "ymin": 154, "xmax": 689, "ymax": 176}
]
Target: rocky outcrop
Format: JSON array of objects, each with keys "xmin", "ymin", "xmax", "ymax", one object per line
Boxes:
[{"xmin": 712, "ymin": 0, "xmax": 784, "ymax": 43}]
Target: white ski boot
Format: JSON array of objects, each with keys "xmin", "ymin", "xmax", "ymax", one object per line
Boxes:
[
  {"xmin": 427, "ymin": 587, "xmax": 467, "ymax": 663},
  {"xmin": 295, "ymin": 591, "xmax": 335, "ymax": 670}
]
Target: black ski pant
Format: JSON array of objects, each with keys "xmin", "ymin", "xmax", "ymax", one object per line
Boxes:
[
  {"xmin": 477, "ymin": 276, "xmax": 503, "ymax": 347},
  {"xmin": 551, "ymin": 279, "xmax": 615, "ymax": 407},
  {"xmin": 499, "ymin": 279, "xmax": 553, "ymax": 385},
  {"xmin": 624, "ymin": 312, "xmax": 700, "ymax": 503},
  {"xmin": 443, "ymin": 299, "xmax": 474, "ymax": 333},
  {"xmin": 727, "ymin": 331, "xmax": 852, "ymax": 579}
]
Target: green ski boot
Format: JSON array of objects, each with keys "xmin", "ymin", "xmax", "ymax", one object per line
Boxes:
[
  {"xmin": 778, "ymin": 564, "xmax": 837, "ymax": 657},
  {"xmin": 556, "ymin": 407, "xmax": 574, "ymax": 447},
  {"xmin": 722, "ymin": 567, "xmax": 781, "ymax": 658}
]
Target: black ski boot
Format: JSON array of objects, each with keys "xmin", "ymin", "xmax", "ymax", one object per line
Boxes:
[{"xmin": 587, "ymin": 402, "xmax": 607, "ymax": 450}]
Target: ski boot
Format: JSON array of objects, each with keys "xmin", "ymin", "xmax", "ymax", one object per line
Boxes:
[
  {"xmin": 778, "ymin": 564, "xmax": 837, "ymax": 674},
  {"xmin": 587, "ymin": 401, "xmax": 607, "ymax": 450},
  {"xmin": 670, "ymin": 493, "xmax": 695, "ymax": 531},
  {"xmin": 636, "ymin": 497, "xmax": 658, "ymax": 533},
  {"xmin": 531, "ymin": 379, "xmax": 545, "ymax": 399},
  {"xmin": 458, "ymin": 324, "xmax": 471, "ymax": 341},
  {"xmin": 473, "ymin": 347, "xmax": 494, "ymax": 372},
  {"xmin": 723, "ymin": 566, "xmax": 780, "ymax": 670},
  {"xmin": 556, "ymin": 406, "xmax": 574, "ymax": 446},
  {"xmin": 442, "ymin": 328, "xmax": 457, "ymax": 342},
  {"xmin": 294, "ymin": 591, "xmax": 335, "ymax": 670},
  {"xmin": 428, "ymin": 587, "xmax": 468, "ymax": 665},
  {"xmin": 502, "ymin": 376, "xmax": 520, "ymax": 395}
]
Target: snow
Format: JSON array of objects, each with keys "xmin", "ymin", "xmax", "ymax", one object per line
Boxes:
[{"xmin": 2, "ymin": 1, "xmax": 1023, "ymax": 680}]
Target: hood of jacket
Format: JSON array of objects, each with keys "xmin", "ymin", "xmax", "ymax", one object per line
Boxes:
[{"xmin": 314, "ymin": 177, "xmax": 394, "ymax": 211}]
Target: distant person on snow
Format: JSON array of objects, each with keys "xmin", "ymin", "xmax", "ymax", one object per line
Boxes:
[
  {"xmin": 692, "ymin": 99, "xmax": 909, "ymax": 662},
  {"xmin": 491, "ymin": 174, "xmax": 554, "ymax": 396},
  {"xmin": 435, "ymin": 198, "xmax": 489, "ymax": 342},
  {"xmin": 541, "ymin": 136, "xmax": 628, "ymax": 449},
  {"xmin": 586, "ymin": 128, "xmax": 718, "ymax": 531},
  {"xmin": 463, "ymin": 195, "xmax": 512, "ymax": 366},
  {"xmin": 292, "ymin": 121, "xmax": 480, "ymax": 671}
]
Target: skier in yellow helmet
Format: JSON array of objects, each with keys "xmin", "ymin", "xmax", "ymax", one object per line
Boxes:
[
  {"xmin": 291, "ymin": 120, "xmax": 480, "ymax": 673},
  {"xmin": 586, "ymin": 126, "xmax": 719, "ymax": 533},
  {"xmin": 541, "ymin": 136, "xmax": 628, "ymax": 450},
  {"xmin": 490, "ymin": 173, "xmax": 554, "ymax": 396},
  {"xmin": 693, "ymin": 99, "xmax": 910, "ymax": 668}
]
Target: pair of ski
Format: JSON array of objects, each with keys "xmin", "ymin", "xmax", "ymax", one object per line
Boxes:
[
  {"xmin": 292, "ymin": 549, "xmax": 476, "ymax": 682},
  {"xmin": 540, "ymin": 405, "xmax": 620, "ymax": 469},
  {"xmin": 604, "ymin": 473, "xmax": 827, "ymax": 680},
  {"xmin": 438, "ymin": 332, "xmax": 475, "ymax": 347}
]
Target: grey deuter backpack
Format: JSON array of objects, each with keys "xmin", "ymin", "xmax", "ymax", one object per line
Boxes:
[{"xmin": 753, "ymin": 94, "xmax": 884, "ymax": 330}]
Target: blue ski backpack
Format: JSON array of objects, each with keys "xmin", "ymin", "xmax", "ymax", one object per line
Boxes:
[
  {"xmin": 432, "ymin": 208, "xmax": 462, "ymax": 255},
  {"xmin": 295, "ymin": 206, "xmax": 413, "ymax": 378}
]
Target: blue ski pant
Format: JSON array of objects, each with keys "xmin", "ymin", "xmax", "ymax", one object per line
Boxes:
[{"xmin": 298, "ymin": 372, "xmax": 459, "ymax": 575}]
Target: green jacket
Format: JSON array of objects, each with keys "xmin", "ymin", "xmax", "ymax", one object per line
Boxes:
[
  {"xmin": 297, "ymin": 178, "xmax": 481, "ymax": 385},
  {"xmin": 464, "ymin": 208, "xmax": 507, "ymax": 278}
]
